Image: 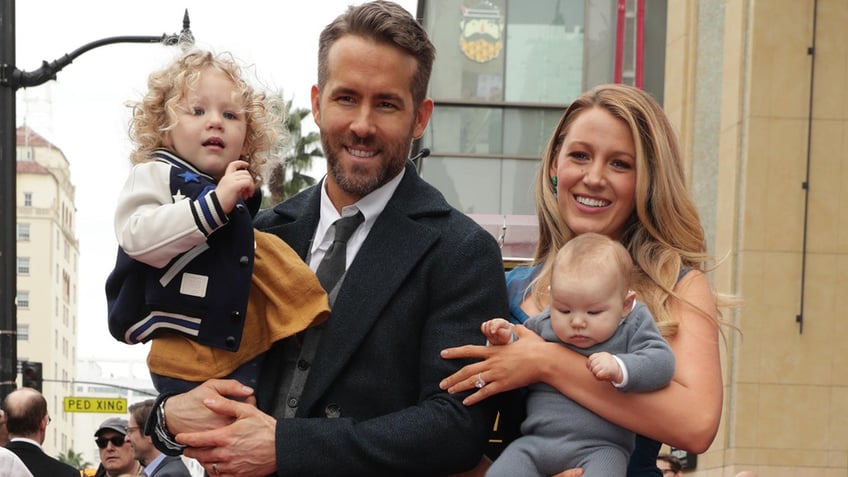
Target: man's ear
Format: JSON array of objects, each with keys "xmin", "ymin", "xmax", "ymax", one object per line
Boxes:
[
  {"xmin": 311, "ymin": 85, "xmax": 322, "ymax": 127},
  {"xmin": 412, "ymin": 97, "xmax": 434, "ymax": 139}
]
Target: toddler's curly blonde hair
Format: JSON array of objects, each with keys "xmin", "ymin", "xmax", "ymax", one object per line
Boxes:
[{"xmin": 127, "ymin": 49, "xmax": 285, "ymax": 182}]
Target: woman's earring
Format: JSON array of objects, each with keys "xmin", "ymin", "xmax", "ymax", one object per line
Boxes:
[{"xmin": 551, "ymin": 176, "xmax": 558, "ymax": 196}]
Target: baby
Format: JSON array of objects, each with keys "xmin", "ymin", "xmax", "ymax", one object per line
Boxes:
[{"xmin": 484, "ymin": 233, "xmax": 675, "ymax": 477}]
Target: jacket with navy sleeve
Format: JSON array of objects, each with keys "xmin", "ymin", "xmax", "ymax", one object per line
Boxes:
[{"xmin": 105, "ymin": 149, "xmax": 258, "ymax": 351}]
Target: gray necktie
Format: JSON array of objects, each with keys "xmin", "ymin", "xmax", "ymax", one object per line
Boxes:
[{"xmin": 315, "ymin": 211, "xmax": 364, "ymax": 294}]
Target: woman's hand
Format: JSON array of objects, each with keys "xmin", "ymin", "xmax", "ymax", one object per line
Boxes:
[{"xmin": 440, "ymin": 324, "xmax": 551, "ymax": 405}]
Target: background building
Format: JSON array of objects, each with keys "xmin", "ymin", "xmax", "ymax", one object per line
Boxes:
[
  {"xmin": 419, "ymin": 0, "xmax": 848, "ymax": 475},
  {"xmin": 15, "ymin": 126, "xmax": 79, "ymax": 456}
]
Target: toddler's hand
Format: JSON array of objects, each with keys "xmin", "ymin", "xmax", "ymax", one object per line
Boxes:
[{"xmin": 216, "ymin": 160, "xmax": 255, "ymax": 213}]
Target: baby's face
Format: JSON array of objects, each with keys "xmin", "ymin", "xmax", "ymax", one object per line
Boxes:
[
  {"xmin": 167, "ymin": 67, "xmax": 248, "ymax": 181},
  {"xmin": 548, "ymin": 269, "xmax": 630, "ymax": 348}
]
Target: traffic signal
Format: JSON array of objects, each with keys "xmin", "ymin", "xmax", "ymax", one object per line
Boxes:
[{"xmin": 20, "ymin": 361, "xmax": 43, "ymax": 392}]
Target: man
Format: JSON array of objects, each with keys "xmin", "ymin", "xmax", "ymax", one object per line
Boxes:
[
  {"xmin": 146, "ymin": 1, "xmax": 511, "ymax": 475},
  {"xmin": 2, "ymin": 388, "xmax": 78, "ymax": 477},
  {"xmin": 0, "ymin": 409, "xmax": 9, "ymax": 446},
  {"xmin": 127, "ymin": 400, "xmax": 190, "ymax": 477},
  {"xmin": 93, "ymin": 417, "xmax": 142, "ymax": 477}
]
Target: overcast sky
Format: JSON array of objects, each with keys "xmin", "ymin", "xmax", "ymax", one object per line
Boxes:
[{"xmin": 14, "ymin": 0, "xmax": 417, "ymax": 362}]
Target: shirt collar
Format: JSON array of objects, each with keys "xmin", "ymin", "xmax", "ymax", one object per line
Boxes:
[
  {"xmin": 9, "ymin": 437, "xmax": 41, "ymax": 449},
  {"xmin": 144, "ymin": 453, "xmax": 166, "ymax": 475},
  {"xmin": 311, "ymin": 168, "xmax": 405, "ymax": 256}
]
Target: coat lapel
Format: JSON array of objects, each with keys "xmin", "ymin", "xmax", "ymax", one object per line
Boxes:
[
  {"xmin": 257, "ymin": 164, "xmax": 453, "ymax": 415},
  {"xmin": 300, "ymin": 202, "xmax": 441, "ymax": 408}
]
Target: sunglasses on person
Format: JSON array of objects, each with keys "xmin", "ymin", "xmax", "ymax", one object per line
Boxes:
[{"xmin": 95, "ymin": 436, "xmax": 126, "ymax": 448}]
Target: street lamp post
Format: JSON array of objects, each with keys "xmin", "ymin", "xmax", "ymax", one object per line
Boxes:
[{"xmin": 0, "ymin": 0, "xmax": 193, "ymax": 402}]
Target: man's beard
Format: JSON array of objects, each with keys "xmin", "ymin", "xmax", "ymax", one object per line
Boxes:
[{"xmin": 322, "ymin": 133, "xmax": 410, "ymax": 198}]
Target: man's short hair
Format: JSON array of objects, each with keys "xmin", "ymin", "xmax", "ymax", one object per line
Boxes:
[
  {"xmin": 317, "ymin": 0, "xmax": 435, "ymax": 107},
  {"xmin": 128, "ymin": 399, "xmax": 155, "ymax": 435}
]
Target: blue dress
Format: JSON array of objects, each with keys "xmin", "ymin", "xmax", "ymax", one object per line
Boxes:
[{"xmin": 505, "ymin": 265, "xmax": 663, "ymax": 477}]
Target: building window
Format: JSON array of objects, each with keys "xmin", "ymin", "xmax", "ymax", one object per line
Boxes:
[
  {"xmin": 428, "ymin": 0, "xmax": 588, "ymax": 105},
  {"xmin": 17, "ymin": 257, "xmax": 30, "ymax": 275},
  {"xmin": 23, "ymin": 192, "xmax": 32, "ymax": 207},
  {"xmin": 16, "ymin": 223, "xmax": 30, "ymax": 241},
  {"xmin": 17, "ymin": 324, "xmax": 29, "ymax": 341},
  {"xmin": 420, "ymin": 0, "xmax": 666, "ymax": 216},
  {"xmin": 17, "ymin": 291, "xmax": 30, "ymax": 309}
]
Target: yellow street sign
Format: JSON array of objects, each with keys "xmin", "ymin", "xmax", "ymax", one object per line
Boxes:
[{"xmin": 63, "ymin": 397, "xmax": 128, "ymax": 414}]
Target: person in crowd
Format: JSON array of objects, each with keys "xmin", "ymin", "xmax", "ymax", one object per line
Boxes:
[
  {"xmin": 105, "ymin": 48, "xmax": 329, "ymax": 394},
  {"xmin": 484, "ymin": 233, "xmax": 674, "ymax": 477},
  {"xmin": 142, "ymin": 1, "xmax": 509, "ymax": 476},
  {"xmin": 0, "ymin": 445, "xmax": 33, "ymax": 477},
  {"xmin": 127, "ymin": 400, "xmax": 191, "ymax": 476},
  {"xmin": 656, "ymin": 453, "xmax": 683, "ymax": 476},
  {"xmin": 440, "ymin": 83, "xmax": 736, "ymax": 476},
  {"xmin": 93, "ymin": 417, "xmax": 143, "ymax": 477},
  {"xmin": 1, "ymin": 388, "xmax": 78, "ymax": 477},
  {"xmin": 0, "ymin": 409, "xmax": 9, "ymax": 446}
]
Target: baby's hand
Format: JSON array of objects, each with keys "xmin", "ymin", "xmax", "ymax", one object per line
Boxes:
[
  {"xmin": 216, "ymin": 160, "xmax": 255, "ymax": 213},
  {"xmin": 586, "ymin": 352, "xmax": 623, "ymax": 384},
  {"xmin": 481, "ymin": 318, "xmax": 515, "ymax": 346}
]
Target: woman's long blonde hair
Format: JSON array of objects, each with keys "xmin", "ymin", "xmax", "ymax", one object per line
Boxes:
[
  {"xmin": 531, "ymin": 84, "xmax": 727, "ymax": 335},
  {"xmin": 127, "ymin": 49, "xmax": 285, "ymax": 181}
]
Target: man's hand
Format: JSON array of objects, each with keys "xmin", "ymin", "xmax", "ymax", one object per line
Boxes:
[
  {"xmin": 163, "ymin": 379, "xmax": 254, "ymax": 435},
  {"xmin": 178, "ymin": 393, "xmax": 277, "ymax": 477}
]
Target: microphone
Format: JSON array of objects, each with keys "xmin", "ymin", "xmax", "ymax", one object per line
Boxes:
[{"xmin": 410, "ymin": 148, "xmax": 430, "ymax": 162}]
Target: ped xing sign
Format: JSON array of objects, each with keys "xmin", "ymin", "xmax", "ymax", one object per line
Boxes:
[{"xmin": 63, "ymin": 397, "xmax": 127, "ymax": 413}]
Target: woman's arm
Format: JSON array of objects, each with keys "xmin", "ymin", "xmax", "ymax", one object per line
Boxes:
[{"xmin": 441, "ymin": 270, "xmax": 722, "ymax": 452}]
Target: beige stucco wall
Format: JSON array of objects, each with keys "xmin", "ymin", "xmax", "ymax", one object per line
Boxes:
[{"xmin": 666, "ymin": 0, "xmax": 848, "ymax": 475}]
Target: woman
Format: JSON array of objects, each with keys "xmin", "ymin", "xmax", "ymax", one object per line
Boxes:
[{"xmin": 440, "ymin": 84, "xmax": 733, "ymax": 476}]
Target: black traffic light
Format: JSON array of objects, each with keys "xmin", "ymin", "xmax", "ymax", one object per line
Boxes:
[{"xmin": 20, "ymin": 361, "xmax": 43, "ymax": 392}]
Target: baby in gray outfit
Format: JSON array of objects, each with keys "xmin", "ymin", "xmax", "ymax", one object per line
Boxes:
[{"xmin": 484, "ymin": 233, "xmax": 675, "ymax": 477}]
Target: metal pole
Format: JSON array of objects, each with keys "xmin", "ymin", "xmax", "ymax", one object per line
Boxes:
[
  {"xmin": 0, "ymin": 0, "xmax": 19, "ymax": 404},
  {"xmin": 0, "ymin": 5, "xmax": 192, "ymax": 404}
]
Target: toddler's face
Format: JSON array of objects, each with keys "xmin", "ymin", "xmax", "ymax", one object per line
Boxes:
[{"xmin": 168, "ymin": 67, "xmax": 248, "ymax": 181}]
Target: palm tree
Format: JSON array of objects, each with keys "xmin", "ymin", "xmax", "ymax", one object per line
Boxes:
[
  {"xmin": 265, "ymin": 93, "xmax": 322, "ymax": 207},
  {"xmin": 57, "ymin": 448, "xmax": 92, "ymax": 470}
]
